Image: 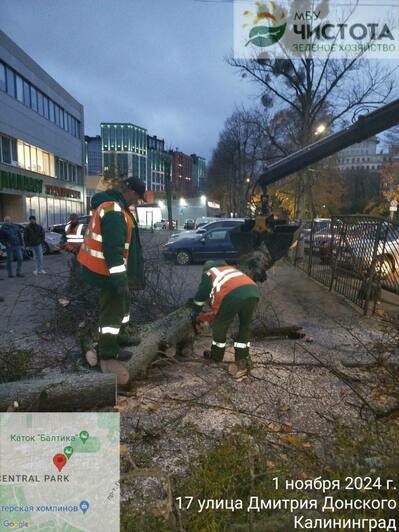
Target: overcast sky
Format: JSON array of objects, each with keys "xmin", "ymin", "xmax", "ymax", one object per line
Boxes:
[{"xmin": 0, "ymin": 0, "xmax": 257, "ymax": 160}]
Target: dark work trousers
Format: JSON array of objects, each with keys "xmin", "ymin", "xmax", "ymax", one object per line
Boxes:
[
  {"xmin": 211, "ymin": 297, "xmax": 259, "ymax": 362},
  {"xmin": 98, "ymin": 285, "xmax": 130, "ymax": 359}
]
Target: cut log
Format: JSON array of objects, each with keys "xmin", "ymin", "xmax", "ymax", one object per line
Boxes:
[
  {"xmin": 0, "ymin": 372, "xmax": 116, "ymax": 412},
  {"xmin": 124, "ymin": 306, "xmax": 194, "ymax": 380}
]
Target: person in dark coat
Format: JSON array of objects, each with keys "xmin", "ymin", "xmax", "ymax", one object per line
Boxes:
[
  {"xmin": 24, "ymin": 215, "xmax": 46, "ymax": 274},
  {"xmin": 0, "ymin": 216, "xmax": 24, "ymax": 278}
]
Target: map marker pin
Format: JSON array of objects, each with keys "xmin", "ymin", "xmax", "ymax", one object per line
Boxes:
[
  {"xmin": 80, "ymin": 500, "xmax": 89, "ymax": 514},
  {"xmin": 53, "ymin": 453, "xmax": 67, "ymax": 472},
  {"xmin": 64, "ymin": 446, "xmax": 73, "ymax": 459},
  {"xmin": 79, "ymin": 430, "xmax": 89, "ymax": 444}
]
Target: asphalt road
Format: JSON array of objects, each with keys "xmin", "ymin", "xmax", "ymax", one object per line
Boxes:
[{"xmin": 0, "ymin": 229, "xmax": 203, "ymax": 345}]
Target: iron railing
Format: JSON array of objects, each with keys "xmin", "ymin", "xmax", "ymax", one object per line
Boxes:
[{"xmin": 294, "ymin": 215, "xmax": 399, "ymax": 315}]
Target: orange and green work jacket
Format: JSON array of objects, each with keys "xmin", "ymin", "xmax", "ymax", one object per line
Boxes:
[
  {"xmin": 193, "ymin": 260, "xmax": 260, "ymax": 321},
  {"xmin": 77, "ymin": 189, "xmax": 144, "ymax": 289}
]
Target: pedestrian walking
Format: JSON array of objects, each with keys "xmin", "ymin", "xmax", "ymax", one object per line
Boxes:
[
  {"xmin": 0, "ymin": 216, "xmax": 24, "ymax": 278},
  {"xmin": 77, "ymin": 177, "xmax": 146, "ymax": 364},
  {"xmin": 23, "ymin": 215, "xmax": 46, "ymax": 274},
  {"xmin": 191, "ymin": 260, "xmax": 260, "ymax": 381}
]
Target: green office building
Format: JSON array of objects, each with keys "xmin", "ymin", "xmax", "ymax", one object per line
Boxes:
[{"xmin": 101, "ymin": 122, "xmax": 147, "ymax": 182}]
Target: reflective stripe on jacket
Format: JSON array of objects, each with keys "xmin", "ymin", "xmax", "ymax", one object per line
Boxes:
[
  {"xmin": 77, "ymin": 201, "xmax": 133, "ymax": 276},
  {"xmin": 64, "ymin": 222, "xmax": 85, "ymax": 252},
  {"xmin": 206, "ymin": 265, "xmax": 257, "ymax": 316}
]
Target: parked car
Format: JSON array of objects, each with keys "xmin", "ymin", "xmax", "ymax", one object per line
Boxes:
[
  {"xmin": 170, "ymin": 218, "xmax": 245, "ymax": 241},
  {"xmin": 153, "ymin": 219, "xmax": 177, "ymax": 230},
  {"xmin": 162, "ymin": 227, "xmax": 240, "ymax": 265},
  {"xmin": 338, "ymin": 225, "xmax": 399, "ymax": 279},
  {"xmin": 184, "ymin": 219, "xmax": 195, "ymax": 230},
  {"xmin": 0, "ymin": 241, "xmax": 6, "ymax": 261},
  {"xmin": 50, "ymin": 214, "xmax": 91, "ymax": 234},
  {"xmin": 301, "ymin": 219, "xmax": 331, "ymax": 249}
]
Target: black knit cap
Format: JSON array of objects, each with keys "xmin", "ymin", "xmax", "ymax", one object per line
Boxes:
[{"xmin": 123, "ymin": 177, "xmax": 146, "ymax": 199}]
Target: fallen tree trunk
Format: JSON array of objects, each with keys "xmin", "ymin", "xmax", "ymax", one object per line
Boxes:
[
  {"xmin": 0, "ymin": 372, "xmax": 116, "ymax": 412},
  {"xmin": 124, "ymin": 306, "xmax": 194, "ymax": 380}
]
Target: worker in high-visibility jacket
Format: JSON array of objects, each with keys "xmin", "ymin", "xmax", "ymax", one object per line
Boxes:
[
  {"xmin": 191, "ymin": 260, "xmax": 260, "ymax": 380},
  {"xmin": 61, "ymin": 213, "xmax": 86, "ymax": 254},
  {"xmin": 77, "ymin": 178, "xmax": 146, "ymax": 362}
]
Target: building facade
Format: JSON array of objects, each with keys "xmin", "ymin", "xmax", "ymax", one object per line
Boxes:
[
  {"xmin": 0, "ymin": 30, "xmax": 85, "ymax": 227},
  {"xmin": 191, "ymin": 154, "xmax": 206, "ymax": 190},
  {"xmin": 85, "ymin": 135, "xmax": 102, "ymax": 176},
  {"xmin": 171, "ymin": 150, "xmax": 194, "ymax": 195},
  {"xmin": 146, "ymin": 135, "xmax": 166, "ymax": 192},
  {"xmin": 337, "ymin": 136, "xmax": 392, "ymax": 172},
  {"xmin": 101, "ymin": 123, "xmax": 147, "ymax": 182}
]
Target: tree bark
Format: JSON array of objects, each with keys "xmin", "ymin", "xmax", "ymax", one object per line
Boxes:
[
  {"xmin": 0, "ymin": 372, "xmax": 116, "ymax": 412},
  {"xmin": 124, "ymin": 306, "xmax": 194, "ymax": 380}
]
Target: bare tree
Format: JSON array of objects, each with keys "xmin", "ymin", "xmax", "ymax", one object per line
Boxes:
[
  {"xmin": 228, "ymin": 0, "xmax": 396, "ymax": 218},
  {"xmin": 207, "ymin": 109, "xmax": 264, "ymax": 215}
]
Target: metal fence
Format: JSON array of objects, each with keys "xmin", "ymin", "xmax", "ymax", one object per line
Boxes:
[{"xmin": 294, "ymin": 215, "xmax": 399, "ymax": 315}]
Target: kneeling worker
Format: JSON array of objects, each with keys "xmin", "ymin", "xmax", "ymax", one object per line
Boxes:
[
  {"xmin": 191, "ymin": 260, "xmax": 260, "ymax": 380},
  {"xmin": 77, "ymin": 177, "xmax": 146, "ymax": 363}
]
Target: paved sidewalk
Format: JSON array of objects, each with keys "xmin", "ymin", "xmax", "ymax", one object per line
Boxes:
[{"xmin": 0, "ymin": 253, "xmax": 74, "ymax": 372}]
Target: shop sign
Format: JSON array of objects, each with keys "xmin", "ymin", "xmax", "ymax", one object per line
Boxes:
[
  {"xmin": 0, "ymin": 170, "xmax": 43, "ymax": 194},
  {"xmin": 45, "ymin": 185, "xmax": 81, "ymax": 199}
]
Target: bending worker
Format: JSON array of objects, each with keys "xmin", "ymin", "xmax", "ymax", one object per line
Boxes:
[
  {"xmin": 77, "ymin": 177, "xmax": 146, "ymax": 363},
  {"xmin": 191, "ymin": 259, "xmax": 260, "ymax": 380}
]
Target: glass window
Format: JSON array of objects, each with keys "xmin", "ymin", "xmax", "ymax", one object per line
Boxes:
[
  {"xmin": 17, "ymin": 140, "xmax": 24, "ymax": 167},
  {"xmin": 54, "ymin": 104, "xmax": 60, "ymax": 126},
  {"xmin": 6, "ymin": 68, "xmax": 15, "ymax": 97},
  {"xmin": 39, "ymin": 197, "xmax": 48, "ymax": 227},
  {"xmin": 65, "ymin": 112, "xmax": 70, "ymax": 132},
  {"xmin": 24, "ymin": 144, "xmax": 31, "ymax": 170},
  {"xmin": 23, "ymin": 80, "xmax": 30, "ymax": 106},
  {"xmin": 36, "ymin": 148, "xmax": 43, "ymax": 173},
  {"xmin": 58, "ymin": 160, "xmax": 63, "ymax": 179},
  {"xmin": 60, "ymin": 108, "xmax": 64, "ymax": 129},
  {"xmin": 30, "ymin": 86, "xmax": 38, "ymax": 111},
  {"xmin": 43, "ymin": 95, "xmax": 49, "ymax": 119},
  {"xmin": 37, "ymin": 91, "xmax": 44, "ymax": 116},
  {"xmin": 208, "ymin": 230, "xmax": 227, "ymax": 240},
  {"xmin": 53, "ymin": 198, "xmax": 61, "ymax": 224},
  {"xmin": 15, "ymin": 75, "xmax": 23, "ymax": 102},
  {"xmin": 110, "ymin": 125, "xmax": 116, "ymax": 148},
  {"xmin": 49, "ymin": 154, "xmax": 55, "ymax": 177},
  {"xmin": 30, "ymin": 146, "xmax": 37, "ymax": 171},
  {"xmin": 1, "ymin": 136, "xmax": 11, "ymax": 163},
  {"xmin": 0, "ymin": 63, "xmax": 5, "ymax": 91},
  {"xmin": 116, "ymin": 127, "xmax": 122, "ymax": 148},
  {"xmin": 42, "ymin": 152, "xmax": 49, "ymax": 175},
  {"xmin": 49, "ymin": 100, "xmax": 55, "ymax": 122},
  {"xmin": 11, "ymin": 138, "xmax": 17, "ymax": 163}
]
